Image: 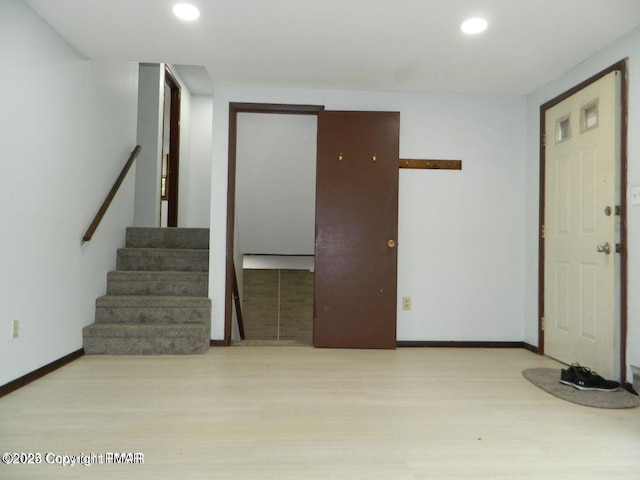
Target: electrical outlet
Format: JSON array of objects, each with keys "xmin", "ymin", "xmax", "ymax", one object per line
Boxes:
[
  {"xmin": 12, "ymin": 319, "xmax": 19, "ymax": 338},
  {"xmin": 402, "ymin": 297, "xmax": 411, "ymax": 311}
]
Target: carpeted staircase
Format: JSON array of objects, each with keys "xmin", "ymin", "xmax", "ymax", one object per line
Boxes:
[{"xmin": 83, "ymin": 227, "xmax": 211, "ymax": 354}]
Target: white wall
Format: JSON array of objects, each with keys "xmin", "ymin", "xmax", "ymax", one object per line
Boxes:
[
  {"xmin": 169, "ymin": 70, "xmax": 213, "ymax": 228},
  {"xmin": 236, "ymin": 113, "xmax": 317, "ymax": 255},
  {"xmin": 134, "ymin": 63, "xmax": 163, "ymax": 227},
  {"xmin": 525, "ymin": 26, "xmax": 640, "ymax": 381},
  {"xmin": 172, "ymin": 67, "xmax": 192, "ymax": 227},
  {"xmin": 135, "ymin": 64, "xmax": 212, "ymax": 228},
  {"xmin": 210, "ymin": 87, "xmax": 527, "ymax": 341},
  {"xmin": 0, "ymin": 0, "xmax": 138, "ymax": 385},
  {"xmin": 180, "ymin": 95, "xmax": 212, "ymax": 227}
]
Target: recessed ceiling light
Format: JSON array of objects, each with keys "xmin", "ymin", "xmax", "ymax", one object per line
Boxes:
[
  {"xmin": 461, "ymin": 17, "xmax": 488, "ymax": 35},
  {"xmin": 173, "ymin": 3, "xmax": 200, "ymax": 21}
]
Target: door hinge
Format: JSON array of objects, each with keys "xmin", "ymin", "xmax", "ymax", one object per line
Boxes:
[
  {"xmin": 541, "ymin": 317, "xmax": 545, "ymax": 331},
  {"xmin": 542, "ymin": 133, "xmax": 546, "ymax": 147},
  {"xmin": 541, "ymin": 225, "xmax": 545, "ymax": 239}
]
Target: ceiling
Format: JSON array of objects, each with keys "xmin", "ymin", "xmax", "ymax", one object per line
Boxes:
[{"xmin": 25, "ymin": 0, "xmax": 640, "ymax": 96}]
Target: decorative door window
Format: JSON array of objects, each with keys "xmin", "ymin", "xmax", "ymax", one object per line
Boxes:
[
  {"xmin": 581, "ymin": 100, "xmax": 599, "ymax": 133},
  {"xmin": 555, "ymin": 115, "xmax": 571, "ymax": 143}
]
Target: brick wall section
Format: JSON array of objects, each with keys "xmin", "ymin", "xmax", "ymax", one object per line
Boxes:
[
  {"xmin": 279, "ymin": 270, "xmax": 314, "ymax": 340},
  {"xmin": 242, "ymin": 269, "xmax": 313, "ymax": 342}
]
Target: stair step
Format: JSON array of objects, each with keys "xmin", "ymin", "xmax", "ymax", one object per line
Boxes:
[
  {"xmin": 107, "ymin": 271, "xmax": 208, "ymax": 296},
  {"xmin": 126, "ymin": 227, "xmax": 209, "ymax": 249},
  {"xmin": 95, "ymin": 295, "xmax": 211, "ymax": 324},
  {"xmin": 83, "ymin": 323, "xmax": 210, "ymax": 355},
  {"xmin": 84, "ymin": 227, "xmax": 212, "ymax": 356},
  {"xmin": 117, "ymin": 248, "xmax": 209, "ymax": 272}
]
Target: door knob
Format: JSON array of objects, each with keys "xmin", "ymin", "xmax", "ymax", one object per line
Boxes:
[
  {"xmin": 597, "ymin": 242, "xmax": 611, "ymax": 255},
  {"xmin": 387, "ymin": 240, "xmax": 396, "ymax": 248}
]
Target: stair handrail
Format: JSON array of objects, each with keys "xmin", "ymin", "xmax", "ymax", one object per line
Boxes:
[
  {"xmin": 82, "ymin": 145, "xmax": 141, "ymax": 243},
  {"xmin": 232, "ymin": 262, "xmax": 246, "ymax": 339}
]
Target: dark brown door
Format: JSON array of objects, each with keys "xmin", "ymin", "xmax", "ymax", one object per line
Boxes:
[{"xmin": 314, "ymin": 111, "xmax": 400, "ymax": 349}]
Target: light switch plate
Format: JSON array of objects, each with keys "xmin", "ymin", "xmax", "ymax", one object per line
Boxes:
[{"xmin": 631, "ymin": 185, "xmax": 640, "ymax": 206}]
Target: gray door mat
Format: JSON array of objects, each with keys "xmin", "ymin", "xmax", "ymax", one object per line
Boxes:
[{"xmin": 522, "ymin": 368, "xmax": 639, "ymax": 409}]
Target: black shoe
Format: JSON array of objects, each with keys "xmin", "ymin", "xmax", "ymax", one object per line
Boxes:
[
  {"xmin": 560, "ymin": 365, "xmax": 577, "ymax": 384},
  {"xmin": 560, "ymin": 363, "xmax": 620, "ymax": 391}
]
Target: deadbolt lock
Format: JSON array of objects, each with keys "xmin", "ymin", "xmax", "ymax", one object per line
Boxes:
[
  {"xmin": 604, "ymin": 206, "xmax": 622, "ymax": 216},
  {"xmin": 387, "ymin": 240, "xmax": 396, "ymax": 248}
]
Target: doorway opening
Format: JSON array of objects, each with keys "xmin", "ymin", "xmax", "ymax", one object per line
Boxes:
[
  {"xmin": 225, "ymin": 104, "xmax": 400, "ymax": 349},
  {"xmin": 539, "ymin": 59, "xmax": 628, "ymax": 383},
  {"xmin": 161, "ymin": 66, "xmax": 181, "ymax": 227},
  {"xmin": 235, "ymin": 112, "xmax": 318, "ymax": 344},
  {"xmin": 225, "ymin": 103, "xmax": 324, "ymax": 345}
]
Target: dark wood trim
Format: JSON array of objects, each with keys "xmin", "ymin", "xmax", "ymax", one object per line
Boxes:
[
  {"xmin": 82, "ymin": 145, "xmax": 141, "ymax": 242},
  {"xmin": 225, "ymin": 104, "xmax": 238, "ymax": 346},
  {"xmin": 399, "ymin": 159, "xmax": 462, "ymax": 170},
  {"xmin": 165, "ymin": 66, "xmax": 181, "ymax": 228},
  {"xmin": 538, "ymin": 92, "xmax": 546, "ymax": 354},
  {"xmin": 523, "ymin": 342, "xmax": 539, "ymax": 354},
  {"xmin": 539, "ymin": 61, "xmax": 628, "ymax": 112},
  {"xmin": 225, "ymin": 103, "xmax": 324, "ymax": 346},
  {"xmin": 229, "ymin": 103, "xmax": 326, "ymax": 116},
  {"xmin": 397, "ymin": 341, "xmax": 530, "ymax": 349},
  {"xmin": 538, "ymin": 59, "xmax": 628, "ymax": 382},
  {"xmin": 0, "ymin": 349, "xmax": 84, "ymax": 398},
  {"xmin": 210, "ymin": 340, "xmax": 227, "ymax": 347},
  {"xmin": 397, "ymin": 341, "xmax": 539, "ymax": 353},
  {"xmin": 232, "ymin": 262, "xmax": 245, "ymax": 340}
]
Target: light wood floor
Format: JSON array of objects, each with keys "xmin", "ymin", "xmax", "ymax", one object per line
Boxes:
[{"xmin": 1, "ymin": 347, "xmax": 639, "ymax": 479}]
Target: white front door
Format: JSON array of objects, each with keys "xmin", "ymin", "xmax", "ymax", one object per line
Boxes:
[{"xmin": 543, "ymin": 71, "xmax": 621, "ymax": 379}]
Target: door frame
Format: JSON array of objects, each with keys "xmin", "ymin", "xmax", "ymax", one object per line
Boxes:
[
  {"xmin": 538, "ymin": 59, "xmax": 628, "ymax": 382},
  {"xmin": 224, "ymin": 103, "xmax": 325, "ymax": 345},
  {"xmin": 164, "ymin": 66, "xmax": 181, "ymax": 227}
]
